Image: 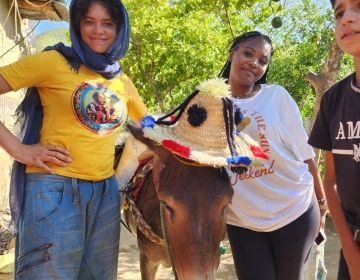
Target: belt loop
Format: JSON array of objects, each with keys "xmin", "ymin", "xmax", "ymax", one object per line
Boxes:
[
  {"xmin": 103, "ymin": 179, "xmax": 109, "ymax": 196},
  {"xmin": 72, "ymin": 178, "xmax": 80, "ymax": 204}
]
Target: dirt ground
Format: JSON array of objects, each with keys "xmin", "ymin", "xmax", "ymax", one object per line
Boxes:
[
  {"xmin": 0, "ymin": 216, "xmax": 341, "ymax": 280},
  {"xmin": 323, "ymin": 216, "xmax": 342, "ymax": 280},
  {"xmin": 118, "ymin": 215, "xmax": 341, "ymax": 280}
]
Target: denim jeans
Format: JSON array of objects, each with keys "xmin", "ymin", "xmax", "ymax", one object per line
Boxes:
[{"xmin": 15, "ymin": 173, "xmax": 120, "ymax": 280}]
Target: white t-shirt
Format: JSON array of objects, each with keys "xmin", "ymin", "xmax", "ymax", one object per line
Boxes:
[{"xmin": 227, "ymin": 84, "xmax": 315, "ymax": 232}]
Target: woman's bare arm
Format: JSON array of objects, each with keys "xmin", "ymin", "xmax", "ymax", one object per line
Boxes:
[{"xmin": 0, "ymin": 74, "xmax": 72, "ymax": 173}]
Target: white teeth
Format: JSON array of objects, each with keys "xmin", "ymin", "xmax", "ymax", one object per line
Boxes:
[
  {"xmin": 343, "ymin": 32, "xmax": 355, "ymax": 39},
  {"xmin": 344, "ymin": 32, "xmax": 359, "ymax": 37}
]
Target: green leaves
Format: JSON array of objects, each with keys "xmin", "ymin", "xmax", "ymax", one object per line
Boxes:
[
  {"xmin": 123, "ymin": 0, "xmax": 229, "ymax": 112},
  {"xmin": 121, "ymin": 0, "xmax": 345, "ymax": 120}
]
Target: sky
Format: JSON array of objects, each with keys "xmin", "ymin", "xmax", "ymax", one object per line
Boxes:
[
  {"xmin": 35, "ymin": 0, "xmax": 70, "ymax": 35},
  {"xmin": 34, "ymin": 0, "xmax": 332, "ymax": 35},
  {"xmin": 36, "ymin": 20, "xmax": 68, "ymax": 35}
]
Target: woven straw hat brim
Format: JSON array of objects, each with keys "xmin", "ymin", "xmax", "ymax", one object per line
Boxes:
[
  {"xmin": 140, "ymin": 79, "xmax": 266, "ymax": 167},
  {"xmin": 143, "ymin": 126, "xmax": 257, "ymax": 167}
]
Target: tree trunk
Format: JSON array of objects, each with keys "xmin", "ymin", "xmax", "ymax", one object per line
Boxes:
[{"xmin": 305, "ymin": 40, "xmax": 344, "ymax": 164}]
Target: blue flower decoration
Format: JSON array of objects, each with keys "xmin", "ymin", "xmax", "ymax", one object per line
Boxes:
[
  {"xmin": 227, "ymin": 156, "xmax": 252, "ymax": 166},
  {"xmin": 141, "ymin": 115, "xmax": 156, "ymax": 128},
  {"xmin": 234, "ymin": 108, "xmax": 243, "ymax": 126}
]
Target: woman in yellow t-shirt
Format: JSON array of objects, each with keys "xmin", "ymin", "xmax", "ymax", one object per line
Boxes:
[{"xmin": 0, "ymin": 0, "xmax": 147, "ymax": 279}]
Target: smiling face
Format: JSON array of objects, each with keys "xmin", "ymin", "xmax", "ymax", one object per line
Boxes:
[
  {"xmin": 228, "ymin": 37, "xmax": 272, "ymax": 89},
  {"xmin": 80, "ymin": 1, "xmax": 117, "ymax": 53},
  {"xmin": 333, "ymin": 0, "xmax": 360, "ymax": 57}
]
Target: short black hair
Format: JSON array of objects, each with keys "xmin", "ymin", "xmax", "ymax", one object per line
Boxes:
[
  {"xmin": 330, "ymin": 0, "xmax": 335, "ymax": 8},
  {"xmin": 219, "ymin": 31, "xmax": 274, "ymax": 85}
]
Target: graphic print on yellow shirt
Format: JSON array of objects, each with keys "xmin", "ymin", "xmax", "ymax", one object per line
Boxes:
[{"xmin": 72, "ymin": 81, "xmax": 127, "ymax": 134}]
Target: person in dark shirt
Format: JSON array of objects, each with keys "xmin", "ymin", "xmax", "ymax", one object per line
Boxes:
[{"xmin": 308, "ymin": 0, "xmax": 360, "ymax": 279}]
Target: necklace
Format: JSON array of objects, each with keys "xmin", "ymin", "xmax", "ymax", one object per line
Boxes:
[{"xmin": 351, "ymin": 79, "xmax": 360, "ymax": 93}]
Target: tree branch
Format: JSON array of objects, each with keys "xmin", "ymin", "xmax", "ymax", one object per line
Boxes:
[{"xmin": 221, "ymin": 0, "xmax": 234, "ymax": 38}]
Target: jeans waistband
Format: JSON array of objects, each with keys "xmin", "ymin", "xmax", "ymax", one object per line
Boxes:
[
  {"xmin": 26, "ymin": 173, "xmax": 112, "ymax": 183},
  {"xmin": 25, "ymin": 173, "xmax": 113, "ymax": 201}
]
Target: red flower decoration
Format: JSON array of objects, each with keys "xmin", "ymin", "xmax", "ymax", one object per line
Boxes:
[
  {"xmin": 162, "ymin": 140, "xmax": 191, "ymax": 158},
  {"xmin": 250, "ymin": 145, "xmax": 269, "ymax": 160}
]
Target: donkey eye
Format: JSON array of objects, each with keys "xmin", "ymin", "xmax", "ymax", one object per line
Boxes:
[
  {"xmin": 187, "ymin": 104, "xmax": 207, "ymax": 127},
  {"xmin": 161, "ymin": 201, "xmax": 175, "ymax": 220},
  {"xmin": 160, "ymin": 201, "xmax": 172, "ymax": 212}
]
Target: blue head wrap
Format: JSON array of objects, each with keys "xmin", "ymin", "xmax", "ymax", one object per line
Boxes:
[
  {"xmin": 10, "ymin": 0, "xmax": 130, "ymax": 226},
  {"xmin": 69, "ymin": 0, "xmax": 130, "ymax": 78}
]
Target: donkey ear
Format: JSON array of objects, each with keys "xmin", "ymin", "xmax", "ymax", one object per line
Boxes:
[
  {"xmin": 127, "ymin": 124, "xmax": 171, "ymax": 191},
  {"xmin": 127, "ymin": 124, "xmax": 145, "ymax": 142},
  {"xmin": 127, "ymin": 124, "xmax": 171, "ymax": 161}
]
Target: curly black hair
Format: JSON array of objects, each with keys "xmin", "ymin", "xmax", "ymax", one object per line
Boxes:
[
  {"xmin": 219, "ymin": 31, "xmax": 274, "ymax": 85},
  {"xmin": 71, "ymin": 0, "xmax": 124, "ymax": 36}
]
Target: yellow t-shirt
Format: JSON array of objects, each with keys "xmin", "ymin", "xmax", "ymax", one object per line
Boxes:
[{"xmin": 0, "ymin": 50, "xmax": 147, "ymax": 180}]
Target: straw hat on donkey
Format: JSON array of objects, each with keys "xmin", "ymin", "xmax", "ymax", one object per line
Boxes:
[{"xmin": 139, "ymin": 78, "xmax": 268, "ymax": 171}]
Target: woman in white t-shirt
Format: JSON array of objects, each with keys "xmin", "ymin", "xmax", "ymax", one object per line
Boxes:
[{"xmin": 219, "ymin": 31, "xmax": 327, "ymax": 280}]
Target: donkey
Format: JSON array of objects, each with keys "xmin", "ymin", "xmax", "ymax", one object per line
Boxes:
[
  {"xmin": 118, "ymin": 78, "xmax": 266, "ymax": 279},
  {"xmin": 122, "ymin": 126, "xmax": 234, "ymax": 280}
]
